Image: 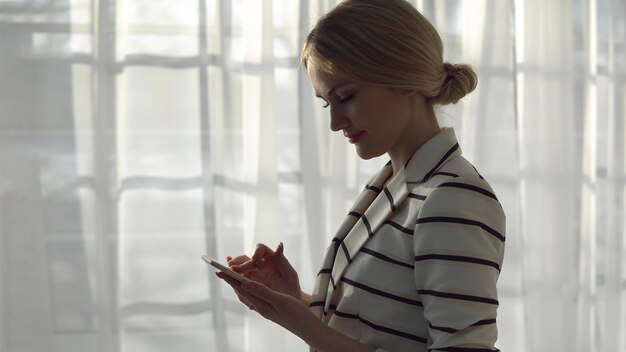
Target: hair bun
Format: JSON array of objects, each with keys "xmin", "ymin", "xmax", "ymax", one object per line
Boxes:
[{"xmin": 432, "ymin": 63, "xmax": 478, "ymax": 105}]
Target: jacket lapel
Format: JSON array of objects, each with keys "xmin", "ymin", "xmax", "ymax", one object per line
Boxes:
[
  {"xmin": 323, "ymin": 164, "xmax": 409, "ymax": 312},
  {"xmin": 310, "ymin": 161, "xmax": 393, "ymax": 317}
]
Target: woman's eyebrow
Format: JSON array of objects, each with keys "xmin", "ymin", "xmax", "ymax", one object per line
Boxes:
[{"xmin": 315, "ymin": 82, "xmax": 351, "ymax": 98}]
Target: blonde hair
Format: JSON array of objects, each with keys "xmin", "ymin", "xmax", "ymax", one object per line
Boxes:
[{"xmin": 300, "ymin": 0, "xmax": 477, "ymax": 105}]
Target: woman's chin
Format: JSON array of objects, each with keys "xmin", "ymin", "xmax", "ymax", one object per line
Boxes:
[{"xmin": 354, "ymin": 146, "xmax": 385, "ymax": 160}]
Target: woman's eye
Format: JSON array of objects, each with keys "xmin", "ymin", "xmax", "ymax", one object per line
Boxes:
[
  {"xmin": 321, "ymin": 94, "xmax": 354, "ymax": 108},
  {"xmin": 339, "ymin": 94, "xmax": 354, "ymax": 104}
]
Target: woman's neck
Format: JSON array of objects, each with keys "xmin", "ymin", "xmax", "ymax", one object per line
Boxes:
[{"xmin": 387, "ymin": 104, "xmax": 441, "ymax": 177}]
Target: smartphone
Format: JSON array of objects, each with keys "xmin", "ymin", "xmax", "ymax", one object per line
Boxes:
[{"xmin": 202, "ymin": 255, "xmax": 250, "ymax": 283}]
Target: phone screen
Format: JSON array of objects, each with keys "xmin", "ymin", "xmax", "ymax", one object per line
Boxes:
[{"xmin": 202, "ymin": 255, "xmax": 250, "ymax": 283}]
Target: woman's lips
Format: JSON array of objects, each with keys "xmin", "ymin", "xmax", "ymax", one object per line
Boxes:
[{"xmin": 346, "ymin": 131, "xmax": 365, "ymax": 144}]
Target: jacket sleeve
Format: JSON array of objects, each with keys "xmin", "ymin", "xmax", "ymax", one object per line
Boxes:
[{"xmin": 412, "ymin": 177, "xmax": 505, "ymax": 351}]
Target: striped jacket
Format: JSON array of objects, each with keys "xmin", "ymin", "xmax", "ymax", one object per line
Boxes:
[{"xmin": 309, "ymin": 128, "xmax": 505, "ymax": 352}]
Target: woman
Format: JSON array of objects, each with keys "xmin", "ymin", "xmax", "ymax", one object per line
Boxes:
[{"xmin": 216, "ymin": 0, "xmax": 505, "ymax": 351}]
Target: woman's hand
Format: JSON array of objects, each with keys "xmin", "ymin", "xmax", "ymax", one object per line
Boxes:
[
  {"xmin": 216, "ymin": 274, "xmax": 312, "ymax": 333},
  {"xmin": 226, "ymin": 242, "xmax": 304, "ymax": 304},
  {"xmin": 216, "ymin": 273, "xmax": 376, "ymax": 352}
]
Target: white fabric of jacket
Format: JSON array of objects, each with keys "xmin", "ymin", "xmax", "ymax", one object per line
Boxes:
[{"xmin": 309, "ymin": 128, "xmax": 505, "ymax": 352}]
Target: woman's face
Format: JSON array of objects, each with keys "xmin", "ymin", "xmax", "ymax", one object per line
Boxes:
[{"xmin": 307, "ymin": 63, "xmax": 416, "ymax": 160}]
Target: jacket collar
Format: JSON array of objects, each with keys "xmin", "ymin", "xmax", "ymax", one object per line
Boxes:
[
  {"xmin": 403, "ymin": 127, "xmax": 462, "ymax": 183},
  {"xmin": 310, "ymin": 128, "xmax": 463, "ymax": 317}
]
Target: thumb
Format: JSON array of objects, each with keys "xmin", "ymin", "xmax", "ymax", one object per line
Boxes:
[
  {"xmin": 275, "ymin": 242, "xmax": 293, "ymax": 274},
  {"xmin": 275, "ymin": 242, "xmax": 284, "ymax": 258}
]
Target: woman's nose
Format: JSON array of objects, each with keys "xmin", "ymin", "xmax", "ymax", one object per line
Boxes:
[{"xmin": 329, "ymin": 106, "xmax": 349, "ymax": 132}]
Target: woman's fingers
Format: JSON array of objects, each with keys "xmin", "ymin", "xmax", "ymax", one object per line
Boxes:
[
  {"xmin": 238, "ymin": 287, "xmax": 275, "ymax": 317},
  {"xmin": 217, "ymin": 272, "xmax": 274, "ymax": 316},
  {"xmin": 216, "ymin": 272, "xmax": 241, "ymax": 289},
  {"xmin": 228, "ymin": 255, "xmax": 261, "ymax": 274},
  {"xmin": 228, "ymin": 243, "xmax": 274, "ymax": 273},
  {"xmin": 274, "ymin": 242, "xmax": 290, "ymax": 272},
  {"xmin": 251, "ymin": 243, "xmax": 277, "ymax": 267},
  {"xmin": 215, "ymin": 273, "xmax": 254, "ymax": 307},
  {"xmin": 226, "ymin": 242, "xmax": 288, "ymax": 275},
  {"xmin": 275, "ymin": 242, "xmax": 284, "ymax": 257},
  {"xmin": 274, "ymin": 243, "xmax": 298, "ymax": 279},
  {"xmin": 241, "ymin": 281, "xmax": 288, "ymax": 307},
  {"xmin": 227, "ymin": 255, "xmax": 251, "ymax": 266},
  {"xmin": 232, "ymin": 261, "xmax": 256, "ymax": 273}
]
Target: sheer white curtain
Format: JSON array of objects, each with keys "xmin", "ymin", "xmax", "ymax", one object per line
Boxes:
[{"xmin": 0, "ymin": 0, "xmax": 624, "ymax": 352}]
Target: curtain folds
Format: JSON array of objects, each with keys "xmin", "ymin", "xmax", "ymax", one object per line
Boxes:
[{"xmin": 0, "ymin": 0, "xmax": 624, "ymax": 351}]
